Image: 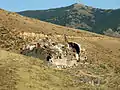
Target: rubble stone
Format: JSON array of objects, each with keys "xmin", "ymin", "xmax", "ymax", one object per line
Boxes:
[{"xmin": 20, "ymin": 38, "xmax": 87, "ymax": 68}]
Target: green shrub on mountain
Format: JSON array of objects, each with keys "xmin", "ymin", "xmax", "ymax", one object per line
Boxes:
[{"xmin": 103, "ymin": 28, "xmax": 120, "ymax": 37}]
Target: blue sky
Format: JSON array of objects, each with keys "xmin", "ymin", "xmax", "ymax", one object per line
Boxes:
[{"xmin": 0, "ymin": 0, "xmax": 120, "ymax": 12}]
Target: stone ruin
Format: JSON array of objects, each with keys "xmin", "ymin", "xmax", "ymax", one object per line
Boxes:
[{"xmin": 20, "ymin": 37, "xmax": 87, "ymax": 68}]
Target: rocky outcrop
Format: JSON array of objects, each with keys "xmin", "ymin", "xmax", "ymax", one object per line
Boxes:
[{"xmin": 20, "ymin": 37, "xmax": 87, "ymax": 68}]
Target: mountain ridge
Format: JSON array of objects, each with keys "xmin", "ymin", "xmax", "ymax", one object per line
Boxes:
[{"xmin": 18, "ymin": 3, "xmax": 120, "ymax": 37}]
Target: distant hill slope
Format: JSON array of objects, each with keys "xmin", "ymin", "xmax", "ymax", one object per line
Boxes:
[
  {"xmin": 18, "ymin": 3, "xmax": 120, "ymax": 36},
  {"xmin": 0, "ymin": 8, "xmax": 102, "ymax": 52}
]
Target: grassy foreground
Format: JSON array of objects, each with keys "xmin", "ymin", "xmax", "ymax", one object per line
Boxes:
[{"xmin": 0, "ymin": 49, "xmax": 100, "ymax": 90}]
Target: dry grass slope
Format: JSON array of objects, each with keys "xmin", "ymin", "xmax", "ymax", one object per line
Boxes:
[
  {"xmin": 0, "ymin": 8, "xmax": 120, "ymax": 89},
  {"xmin": 0, "ymin": 50, "xmax": 96, "ymax": 90}
]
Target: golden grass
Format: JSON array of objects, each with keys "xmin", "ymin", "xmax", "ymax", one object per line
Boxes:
[{"xmin": 0, "ymin": 9, "xmax": 120, "ymax": 90}]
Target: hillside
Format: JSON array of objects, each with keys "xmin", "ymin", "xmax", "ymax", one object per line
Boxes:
[
  {"xmin": 0, "ymin": 8, "xmax": 120, "ymax": 89},
  {"xmin": 0, "ymin": 49, "xmax": 88, "ymax": 90},
  {"xmin": 18, "ymin": 3, "xmax": 120, "ymax": 36},
  {"xmin": 0, "ymin": 8, "xmax": 102, "ymax": 52}
]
